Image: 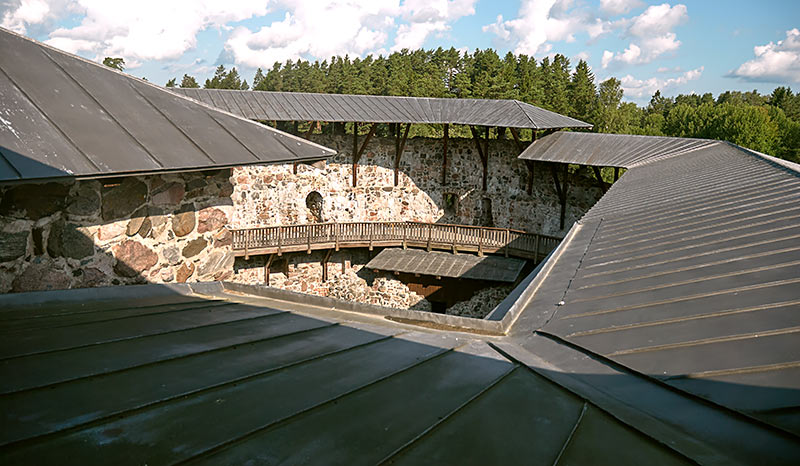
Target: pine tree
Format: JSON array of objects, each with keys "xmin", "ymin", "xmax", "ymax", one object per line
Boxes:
[
  {"xmin": 102, "ymin": 57, "xmax": 125, "ymax": 71},
  {"xmin": 179, "ymin": 74, "xmax": 200, "ymax": 88},
  {"xmin": 568, "ymin": 60, "xmax": 596, "ymax": 124},
  {"xmin": 165, "ymin": 78, "xmax": 177, "ymax": 87}
]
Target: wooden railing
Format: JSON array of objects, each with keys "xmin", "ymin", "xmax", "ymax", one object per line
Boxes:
[{"xmin": 231, "ymin": 222, "xmax": 562, "ymax": 262}]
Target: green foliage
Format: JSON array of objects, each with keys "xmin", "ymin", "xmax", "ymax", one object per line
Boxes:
[
  {"xmin": 179, "ymin": 74, "xmax": 200, "ymax": 88},
  {"xmin": 204, "ymin": 65, "xmax": 249, "ymax": 90},
  {"xmin": 165, "ymin": 78, "xmax": 177, "ymax": 87},
  {"xmin": 102, "ymin": 57, "xmax": 125, "ymax": 71},
  {"xmin": 182, "ymin": 47, "xmax": 798, "ymax": 163}
]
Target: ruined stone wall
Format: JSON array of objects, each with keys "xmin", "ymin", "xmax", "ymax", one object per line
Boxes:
[
  {"xmin": 0, "ymin": 170, "xmax": 235, "ymax": 293},
  {"xmin": 231, "ymin": 134, "xmax": 604, "ymax": 236},
  {"xmin": 233, "ymin": 249, "xmax": 432, "ymax": 311}
]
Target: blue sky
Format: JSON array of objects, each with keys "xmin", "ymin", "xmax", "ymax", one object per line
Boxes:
[{"xmin": 3, "ymin": 0, "xmax": 798, "ymax": 104}]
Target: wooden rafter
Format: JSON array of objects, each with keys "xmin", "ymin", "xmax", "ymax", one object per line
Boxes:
[
  {"xmin": 551, "ymin": 163, "xmax": 569, "ymax": 230},
  {"xmin": 470, "ymin": 126, "xmax": 490, "ymax": 191},
  {"xmin": 592, "ymin": 166, "xmax": 608, "ymax": 193},
  {"xmin": 351, "ymin": 122, "xmax": 377, "ymax": 187},
  {"xmin": 394, "ymin": 123, "xmax": 411, "ymax": 186},
  {"xmin": 509, "ymin": 127, "xmax": 525, "ymax": 153},
  {"xmin": 442, "ymin": 124, "xmax": 449, "ymax": 185}
]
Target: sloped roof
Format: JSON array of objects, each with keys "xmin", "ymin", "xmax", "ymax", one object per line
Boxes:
[
  {"xmin": 366, "ymin": 248, "xmax": 526, "ymax": 282},
  {"xmin": 0, "ymin": 28, "xmax": 335, "ymax": 183},
  {"xmin": 170, "ymin": 88, "xmax": 592, "ymax": 130},
  {"xmin": 0, "ymin": 283, "xmax": 710, "ymax": 464},
  {"xmin": 518, "ymin": 131, "xmax": 718, "ymax": 167},
  {"xmin": 517, "ymin": 141, "xmax": 800, "ymax": 438}
]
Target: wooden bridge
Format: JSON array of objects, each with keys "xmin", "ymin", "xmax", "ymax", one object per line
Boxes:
[{"xmin": 231, "ymin": 222, "xmax": 562, "ymax": 263}]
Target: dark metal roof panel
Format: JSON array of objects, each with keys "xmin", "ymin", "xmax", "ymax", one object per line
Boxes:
[
  {"xmin": 168, "ymin": 89, "xmax": 591, "ymax": 129},
  {"xmin": 366, "ymin": 248, "xmax": 526, "ymax": 283},
  {"xmin": 0, "ymin": 28, "xmax": 335, "ymax": 182},
  {"xmin": 519, "ymin": 131, "xmax": 719, "ymax": 168},
  {"xmin": 0, "ymin": 285, "xmax": 707, "ymax": 464},
  {"xmin": 519, "ymin": 141, "xmax": 800, "ymax": 436}
]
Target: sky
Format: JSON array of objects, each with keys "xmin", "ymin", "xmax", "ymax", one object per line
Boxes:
[{"xmin": 2, "ymin": 0, "xmax": 798, "ymax": 105}]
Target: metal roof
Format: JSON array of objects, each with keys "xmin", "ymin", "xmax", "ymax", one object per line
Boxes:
[
  {"xmin": 366, "ymin": 248, "xmax": 526, "ymax": 282},
  {"xmin": 515, "ymin": 141, "xmax": 800, "ymax": 439},
  {"xmin": 170, "ymin": 88, "xmax": 593, "ymax": 130},
  {"xmin": 0, "ymin": 283, "xmax": 718, "ymax": 464},
  {"xmin": 0, "ymin": 28, "xmax": 335, "ymax": 183},
  {"xmin": 518, "ymin": 131, "xmax": 718, "ymax": 168}
]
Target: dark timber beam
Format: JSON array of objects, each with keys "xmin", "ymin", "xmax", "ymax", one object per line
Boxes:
[
  {"xmin": 592, "ymin": 166, "xmax": 608, "ymax": 193},
  {"xmin": 351, "ymin": 123, "xmax": 377, "ymax": 187},
  {"xmin": 322, "ymin": 249, "xmax": 333, "ymax": 282},
  {"xmin": 303, "ymin": 121, "xmax": 317, "ymax": 138},
  {"xmin": 614, "ymin": 167, "xmax": 620, "ymax": 181},
  {"xmin": 442, "ymin": 124, "xmax": 449, "ymax": 185},
  {"xmin": 551, "ymin": 163, "xmax": 569, "ymax": 230},
  {"xmin": 394, "ymin": 123, "xmax": 410, "ymax": 186},
  {"xmin": 470, "ymin": 126, "xmax": 489, "ymax": 191},
  {"xmin": 525, "ymin": 160, "xmax": 536, "ymax": 195},
  {"xmin": 509, "ymin": 127, "xmax": 525, "ymax": 153},
  {"xmin": 264, "ymin": 254, "xmax": 273, "ymax": 286}
]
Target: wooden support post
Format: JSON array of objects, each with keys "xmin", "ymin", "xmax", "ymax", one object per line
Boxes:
[
  {"xmin": 452, "ymin": 226, "xmax": 458, "ymax": 254},
  {"xmin": 283, "ymin": 257, "xmax": 289, "ymax": 276},
  {"xmin": 551, "ymin": 164, "xmax": 569, "ymax": 230},
  {"xmin": 394, "ymin": 123, "xmax": 410, "ymax": 186},
  {"xmin": 442, "ymin": 124, "xmax": 449, "ymax": 185},
  {"xmin": 293, "ymin": 162, "xmax": 298, "ymax": 175},
  {"xmin": 534, "ymin": 235, "xmax": 541, "ymax": 263},
  {"xmin": 322, "ymin": 249, "xmax": 332, "ymax": 282},
  {"xmin": 504, "ymin": 229, "xmax": 510, "ymax": 258},
  {"xmin": 352, "ymin": 122, "xmax": 359, "ymax": 187},
  {"xmin": 532, "ymin": 130, "xmax": 538, "ymax": 142},
  {"xmin": 351, "ymin": 123, "xmax": 377, "ymax": 187},
  {"xmin": 525, "ymin": 160, "xmax": 535, "ymax": 195},
  {"xmin": 470, "ymin": 126, "xmax": 489, "ymax": 191},
  {"xmin": 334, "ymin": 223, "xmax": 340, "ymax": 251},
  {"xmin": 369, "ymin": 223, "xmax": 373, "ymax": 251},
  {"xmin": 303, "ymin": 121, "xmax": 316, "ymax": 138},
  {"xmin": 478, "ymin": 228, "xmax": 484, "ymax": 257},
  {"xmin": 264, "ymin": 254, "xmax": 273, "ymax": 285},
  {"xmin": 592, "ymin": 166, "xmax": 608, "ymax": 193},
  {"xmin": 402, "ymin": 223, "xmax": 407, "ymax": 249},
  {"xmin": 614, "ymin": 167, "xmax": 620, "ymax": 181},
  {"xmin": 307, "ymin": 225, "xmax": 312, "ymax": 254},
  {"xmin": 244, "ymin": 233, "xmax": 249, "ymax": 260},
  {"xmin": 509, "ymin": 127, "xmax": 524, "ymax": 153},
  {"xmin": 277, "ymin": 226, "xmax": 282, "ymax": 256},
  {"xmin": 427, "ymin": 223, "xmax": 433, "ymax": 251}
]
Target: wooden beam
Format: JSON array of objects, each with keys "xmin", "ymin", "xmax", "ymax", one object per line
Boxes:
[
  {"xmin": 321, "ymin": 249, "xmax": 333, "ymax": 282},
  {"xmin": 351, "ymin": 123, "xmax": 377, "ymax": 187},
  {"xmin": 394, "ymin": 123, "xmax": 410, "ymax": 186},
  {"xmin": 264, "ymin": 254, "xmax": 273, "ymax": 286},
  {"xmin": 351, "ymin": 122, "xmax": 358, "ymax": 187},
  {"xmin": 525, "ymin": 160, "xmax": 535, "ymax": 195},
  {"xmin": 470, "ymin": 126, "xmax": 489, "ymax": 191},
  {"xmin": 614, "ymin": 167, "xmax": 620, "ymax": 181},
  {"xmin": 441, "ymin": 124, "xmax": 449, "ymax": 185},
  {"xmin": 551, "ymin": 163, "xmax": 569, "ymax": 230},
  {"xmin": 303, "ymin": 121, "xmax": 316, "ymax": 138},
  {"xmin": 592, "ymin": 166, "xmax": 608, "ymax": 193},
  {"xmin": 509, "ymin": 127, "xmax": 524, "ymax": 153}
]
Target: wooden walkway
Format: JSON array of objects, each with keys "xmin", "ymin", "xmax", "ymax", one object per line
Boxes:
[{"xmin": 231, "ymin": 222, "xmax": 562, "ymax": 262}]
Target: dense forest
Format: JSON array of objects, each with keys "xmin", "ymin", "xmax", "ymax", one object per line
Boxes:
[{"xmin": 163, "ymin": 48, "xmax": 799, "ymax": 162}]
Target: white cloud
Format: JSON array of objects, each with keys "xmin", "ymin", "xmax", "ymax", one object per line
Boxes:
[
  {"xmin": 391, "ymin": 0, "xmax": 476, "ymax": 51},
  {"xmin": 729, "ymin": 28, "xmax": 800, "ymax": 83},
  {"xmin": 4, "ymin": 0, "xmax": 271, "ymax": 63},
  {"xmin": 599, "ymin": 0, "xmax": 642, "ymax": 16},
  {"xmin": 482, "ymin": 0, "xmax": 588, "ymax": 56},
  {"xmin": 602, "ymin": 3, "xmax": 687, "ymax": 68},
  {"xmin": 619, "ymin": 66, "xmax": 703, "ymax": 98},
  {"xmin": 1, "ymin": 0, "xmax": 76, "ymax": 34}
]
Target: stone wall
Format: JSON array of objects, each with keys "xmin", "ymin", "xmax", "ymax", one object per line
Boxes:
[
  {"xmin": 234, "ymin": 249, "xmax": 432, "ymax": 311},
  {"xmin": 231, "ymin": 134, "xmax": 604, "ymax": 236},
  {"xmin": 0, "ymin": 170, "xmax": 235, "ymax": 293}
]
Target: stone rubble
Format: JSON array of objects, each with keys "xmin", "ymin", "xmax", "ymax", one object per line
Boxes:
[{"xmin": 445, "ymin": 285, "xmax": 514, "ymax": 319}]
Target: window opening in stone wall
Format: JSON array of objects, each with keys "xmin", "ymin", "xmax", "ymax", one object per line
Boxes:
[{"xmin": 306, "ymin": 191, "xmax": 324, "ymax": 223}]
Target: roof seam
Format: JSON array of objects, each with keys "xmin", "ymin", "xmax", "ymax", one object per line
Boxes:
[
  {"xmin": 40, "ymin": 48, "xmax": 165, "ymax": 169},
  {"xmin": 0, "ymin": 62, "xmax": 100, "ymax": 172}
]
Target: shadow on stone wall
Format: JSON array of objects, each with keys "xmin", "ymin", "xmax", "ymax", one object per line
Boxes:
[
  {"xmin": 0, "ymin": 170, "xmax": 236, "ymax": 294},
  {"xmin": 231, "ymin": 134, "xmax": 605, "ymax": 236}
]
